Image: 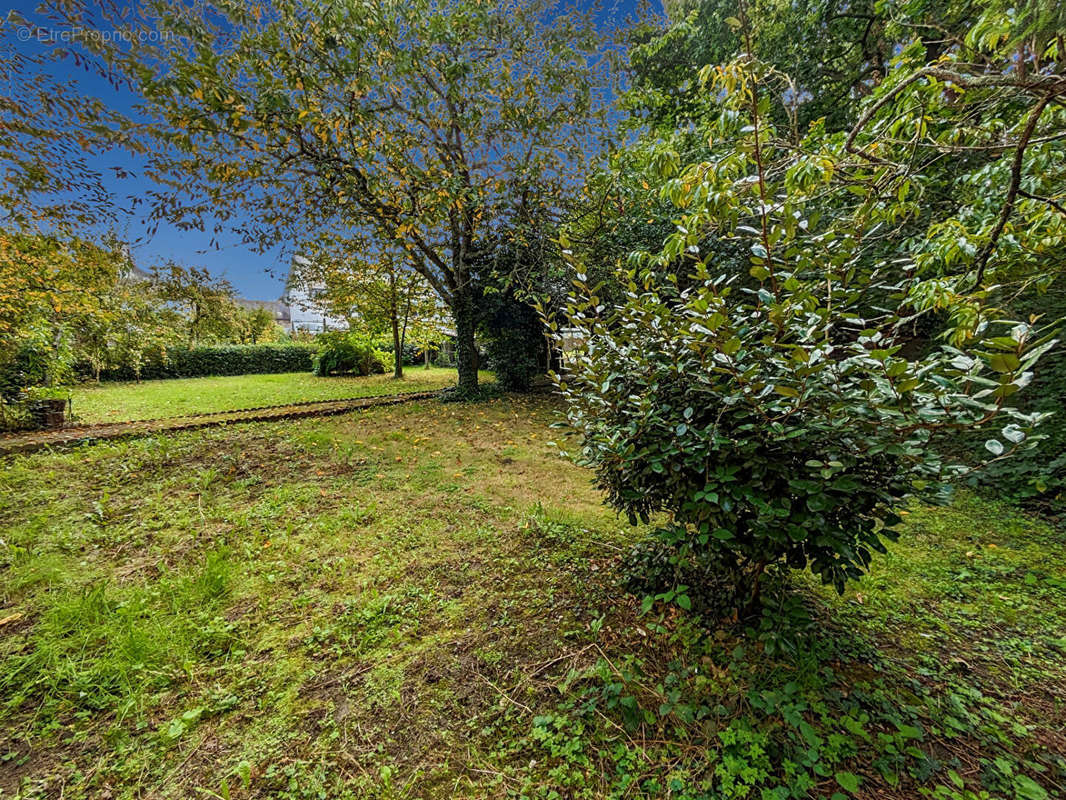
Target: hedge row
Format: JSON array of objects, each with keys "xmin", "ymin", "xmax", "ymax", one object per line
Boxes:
[{"xmin": 87, "ymin": 344, "xmax": 319, "ymax": 381}]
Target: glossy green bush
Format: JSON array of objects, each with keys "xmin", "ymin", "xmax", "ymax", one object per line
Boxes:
[
  {"xmin": 553, "ymin": 56, "xmax": 1058, "ymax": 614},
  {"xmin": 559, "ymin": 265, "xmax": 1055, "ymax": 611}
]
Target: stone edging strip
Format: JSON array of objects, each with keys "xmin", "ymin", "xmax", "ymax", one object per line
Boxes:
[{"xmin": 0, "ymin": 390, "xmax": 442, "ymax": 456}]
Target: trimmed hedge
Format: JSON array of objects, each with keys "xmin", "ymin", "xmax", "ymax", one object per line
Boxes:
[{"xmin": 87, "ymin": 344, "xmax": 319, "ymax": 381}]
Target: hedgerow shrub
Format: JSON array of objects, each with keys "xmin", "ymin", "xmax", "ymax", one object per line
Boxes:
[
  {"xmin": 311, "ymin": 332, "xmax": 392, "ymax": 377},
  {"xmin": 85, "ymin": 343, "xmax": 318, "ymax": 381}
]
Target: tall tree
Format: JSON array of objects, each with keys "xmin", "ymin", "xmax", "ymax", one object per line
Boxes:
[{"xmin": 71, "ymin": 0, "xmax": 615, "ymax": 394}]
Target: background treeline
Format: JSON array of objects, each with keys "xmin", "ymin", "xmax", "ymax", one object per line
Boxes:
[{"xmin": 0, "ymin": 234, "xmax": 298, "ymax": 397}]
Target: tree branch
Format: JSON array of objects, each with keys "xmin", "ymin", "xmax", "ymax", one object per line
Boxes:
[
  {"xmin": 1018, "ymin": 188, "xmax": 1066, "ymax": 218},
  {"xmin": 971, "ymin": 93, "xmax": 1052, "ymax": 287}
]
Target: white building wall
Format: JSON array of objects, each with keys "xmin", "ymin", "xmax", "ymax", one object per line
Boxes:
[{"xmin": 286, "ymin": 256, "xmax": 349, "ymax": 333}]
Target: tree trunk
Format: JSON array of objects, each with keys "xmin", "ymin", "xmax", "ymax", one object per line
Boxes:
[
  {"xmin": 453, "ymin": 285, "xmax": 479, "ymax": 394},
  {"xmin": 424, "ymin": 346, "xmax": 431, "ymax": 369},
  {"xmin": 45, "ymin": 319, "xmax": 63, "ymax": 388},
  {"xmin": 391, "ymin": 314, "xmax": 403, "ymax": 379}
]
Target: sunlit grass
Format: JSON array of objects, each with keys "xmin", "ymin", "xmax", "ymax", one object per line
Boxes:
[{"xmin": 70, "ymin": 367, "xmax": 490, "ymax": 423}]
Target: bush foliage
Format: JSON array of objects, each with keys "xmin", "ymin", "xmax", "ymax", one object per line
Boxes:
[
  {"xmin": 311, "ymin": 332, "xmax": 392, "ymax": 377},
  {"xmin": 480, "ymin": 293, "xmax": 545, "ymax": 392},
  {"xmin": 554, "ymin": 53, "xmax": 1059, "ymax": 615},
  {"xmin": 559, "ymin": 266, "xmax": 1054, "ymax": 612}
]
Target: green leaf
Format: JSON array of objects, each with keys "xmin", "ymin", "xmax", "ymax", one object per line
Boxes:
[
  {"xmin": 1014, "ymin": 775, "xmax": 1048, "ymax": 800},
  {"xmin": 987, "ymin": 352, "xmax": 1020, "ymax": 372},
  {"xmin": 835, "ymin": 771, "xmax": 861, "ymax": 794}
]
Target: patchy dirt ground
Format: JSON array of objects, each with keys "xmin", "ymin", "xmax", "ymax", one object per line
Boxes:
[{"xmin": 1, "ymin": 396, "xmax": 1063, "ymax": 799}]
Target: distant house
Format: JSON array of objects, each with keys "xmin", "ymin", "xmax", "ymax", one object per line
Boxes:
[{"xmin": 283, "ymin": 255, "xmax": 350, "ymax": 334}]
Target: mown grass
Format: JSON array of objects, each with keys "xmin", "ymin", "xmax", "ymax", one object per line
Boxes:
[
  {"xmin": 0, "ymin": 397, "xmax": 1063, "ymax": 799},
  {"xmin": 70, "ymin": 367, "xmax": 489, "ymax": 423}
]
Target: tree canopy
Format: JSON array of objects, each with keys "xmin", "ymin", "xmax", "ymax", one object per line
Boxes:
[{"xmin": 66, "ymin": 0, "xmax": 617, "ymax": 393}]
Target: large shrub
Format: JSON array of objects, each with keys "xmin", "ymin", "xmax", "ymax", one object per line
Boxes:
[
  {"xmin": 559, "ymin": 267, "xmax": 1052, "ymax": 612},
  {"xmin": 554, "ymin": 55, "xmax": 1059, "ymax": 615},
  {"xmin": 311, "ymin": 332, "xmax": 392, "ymax": 377},
  {"xmin": 480, "ymin": 293, "xmax": 545, "ymax": 392}
]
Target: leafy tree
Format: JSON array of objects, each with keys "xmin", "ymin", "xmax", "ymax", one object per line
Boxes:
[
  {"xmin": 291, "ymin": 238, "xmax": 442, "ymax": 378},
  {"xmin": 148, "ymin": 264, "xmax": 240, "ymax": 347},
  {"xmin": 236, "ymin": 307, "xmax": 282, "ymax": 345},
  {"xmin": 103, "ymin": 288, "xmax": 182, "ymax": 382},
  {"xmin": 0, "ymin": 232, "xmax": 125, "ymax": 389},
  {"xmin": 571, "ymin": 0, "xmax": 1066, "ymax": 506},
  {"xmin": 555, "ymin": 40, "xmax": 1060, "ymax": 615},
  {"xmin": 72, "ymin": 0, "xmax": 614, "ymax": 395}
]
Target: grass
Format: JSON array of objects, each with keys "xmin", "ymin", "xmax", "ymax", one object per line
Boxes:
[
  {"xmin": 0, "ymin": 396, "xmax": 1063, "ymax": 799},
  {"xmin": 69, "ymin": 367, "xmax": 489, "ymax": 423}
]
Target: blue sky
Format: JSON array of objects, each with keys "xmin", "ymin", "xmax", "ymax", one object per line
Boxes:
[{"xmin": 9, "ymin": 0, "xmax": 661, "ymax": 299}]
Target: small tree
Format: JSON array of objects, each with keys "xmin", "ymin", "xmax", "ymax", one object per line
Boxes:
[
  {"xmin": 149, "ymin": 264, "xmax": 240, "ymax": 347},
  {"xmin": 290, "ymin": 239, "xmax": 441, "ymax": 379},
  {"xmin": 555, "ymin": 52, "xmax": 1059, "ymax": 616},
  {"xmin": 237, "ymin": 307, "xmax": 281, "ymax": 344}
]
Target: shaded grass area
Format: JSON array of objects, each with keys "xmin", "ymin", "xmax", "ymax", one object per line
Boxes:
[
  {"xmin": 0, "ymin": 397, "xmax": 1063, "ymax": 799},
  {"xmin": 70, "ymin": 367, "xmax": 488, "ymax": 423}
]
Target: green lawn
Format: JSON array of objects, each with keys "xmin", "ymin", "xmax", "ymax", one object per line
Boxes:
[
  {"xmin": 69, "ymin": 367, "xmax": 488, "ymax": 423},
  {"xmin": 1, "ymin": 397, "xmax": 1063, "ymax": 799}
]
